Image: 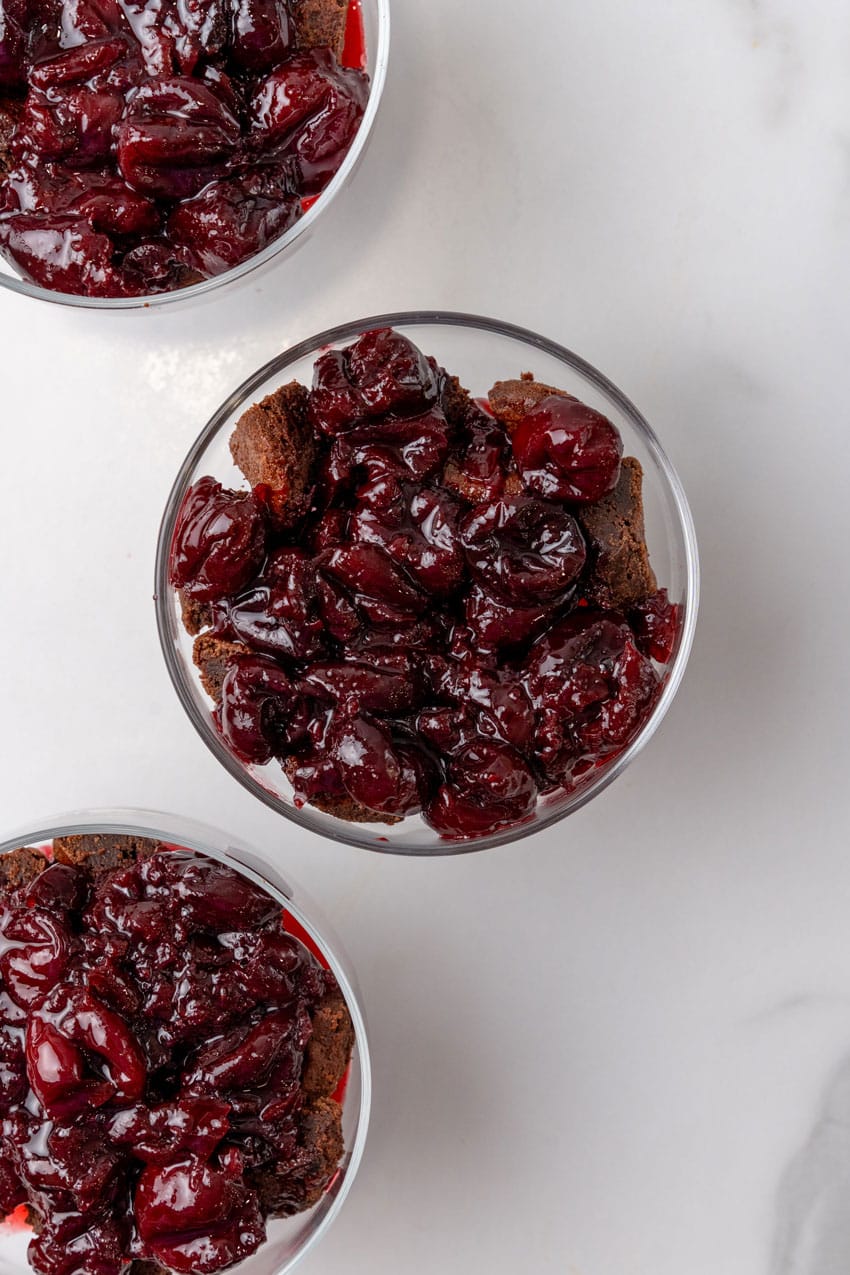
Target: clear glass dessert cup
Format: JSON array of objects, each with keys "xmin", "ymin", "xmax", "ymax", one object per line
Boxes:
[
  {"xmin": 155, "ymin": 311, "xmax": 700, "ymax": 856},
  {"xmin": 0, "ymin": 808, "xmax": 371, "ymax": 1275},
  {"xmin": 0, "ymin": 0, "xmax": 389, "ymax": 312}
]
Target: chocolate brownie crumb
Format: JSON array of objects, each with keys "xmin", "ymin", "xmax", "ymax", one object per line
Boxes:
[
  {"xmin": 294, "ymin": 0, "xmax": 349, "ymax": 60},
  {"xmin": 130, "ymin": 1263, "xmax": 166, "ymax": 1275},
  {"xmin": 487, "ymin": 374, "xmax": 572, "ymax": 432},
  {"xmin": 0, "ymin": 846, "xmax": 47, "ymax": 889},
  {"xmin": 303, "ymin": 987, "xmax": 355, "ymax": 1099},
  {"xmin": 180, "ymin": 590, "xmax": 212, "ymax": 636},
  {"xmin": 439, "ymin": 373, "xmax": 475, "ymax": 429},
  {"xmin": 193, "ymin": 633, "xmax": 250, "ymax": 702},
  {"xmin": 282, "ymin": 757, "xmax": 403, "ymax": 825},
  {"xmin": 52, "ymin": 834, "xmax": 160, "ymax": 876},
  {"xmin": 229, "ymin": 380, "xmax": 316, "ymax": 528},
  {"xmin": 0, "ymin": 98, "xmax": 20, "ymax": 176},
  {"xmin": 253, "ymin": 1097, "xmax": 345, "ymax": 1216},
  {"xmin": 443, "ymin": 458, "xmax": 524, "ymax": 505},
  {"xmin": 579, "ymin": 456, "xmax": 657, "ymax": 609}
]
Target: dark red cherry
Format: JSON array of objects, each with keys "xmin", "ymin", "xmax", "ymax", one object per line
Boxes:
[
  {"xmin": 426, "ymin": 740, "xmax": 537, "ymax": 837},
  {"xmin": 351, "ymin": 478, "xmax": 465, "ymax": 597},
  {"xmin": 20, "ymin": 863, "xmax": 87, "ymax": 913},
  {"xmin": 310, "ymin": 328, "xmax": 439, "ymax": 435},
  {"xmin": 0, "ymin": 214, "xmax": 126, "ymax": 296},
  {"xmin": 299, "ymin": 652, "xmax": 423, "ymax": 714},
  {"xmin": 26, "ymin": 986, "xmax": 146, "ymax": 1117},
  {"xmin": 629, "ymin": 588, "xmax": 680, "ymax": 663},
  {"xmin": 225, "ymin": 548, "xmax": 326, "ymax": 660},
  {"xmin": 321, "ymin": 543, "xmax": 427, "ymax": 619},
  {"xmin": 229, "ymin": 0, "xmax": 293, "ymax": 70},
  {"xmin": 512, "ymin": 394, "xmax": 623, "ymax": 503},
  {"xmin": 28, "ymin": 1208, "xmax": 131, "ymax": 1275},
  {"xmin": 135, "ymin": 1159, "xmax": 265, "ymax": 1274},
  {"xmin": 107, "ymin": 1099, "xmax": 230, "ymax": 1164},
  {"xmin": 251, "ymin": 48, "xmax": 367, "ymax": 192},
  {"xmin": 170, "ymin": 476, "xmax": 268, "ymax": 602},
  {"xmin": 329, "ymin": 712, "xmax": 422, "ymax": 816},
  {"xmin": 463, "ymin": 583, "xmax": 553, "ymax": 653},
  {"xmin": 169, "ymin": 163, "xmax": 300, "ymax": 275},
  {"xmin": 217, "ymin": 654, "xmax": 309, "ymax": 764},
  {"xmin": 460, "ymin": 495, "xmax": 586, "ymax": 605},
  {"xmin": 0, "ymin": 906, "xmax": 72, "ymax": 1008},
  {"xmin": 116, "ymin": 77, "xmax": 240, "ymax": 200}
]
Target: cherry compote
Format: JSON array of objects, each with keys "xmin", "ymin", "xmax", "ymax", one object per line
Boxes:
[
  {"xmin": 171, "ymin": 328, "xmax": 679, "ymax": 839},
  {"xmin": 0, "ymin": 845, "xmax": 343, "ymax": 1273},
  {"xmin": 0, "ymin": 0, "xmax": 369, "ymax": 295}
]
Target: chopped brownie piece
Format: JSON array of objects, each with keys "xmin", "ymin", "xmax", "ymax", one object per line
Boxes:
[
  {"xmin": 180, "ymin": 590, "xmax": 212, "ymax": 636},
  {"xmin": 282, "ymin": 757, "xmax": 402, "ymax": 825},
  {"xmin": 193, "ymin": 632, "xmax": 251, "ymax": 702},
  {"xmin": 442, "ymin": 458, "xmax": 523, "ymax": 504},
  {"xmin": 439, "ymin": 372, "xmax": 474, "ymax": 429},
  {"xmin": 0, "ymin": 99, "xmax": 21, "ymax": 176},
  {"xmin": 252, "ymin": 1097, "xmax": 345, "ymax": 1215},
  {"xmin": 0, "ymin": 846, "xmax": 46, "ymax": 889},
  {"xmin": 294, "ymin": 0, "xmax": 349, "ymax": 60},
  {"xmin": 230, "ymin": 380, "xmax": 316, "ymax": 527},
  {"xmin": 488, "ymin": 372, "xmax": 572, "ymax": 432},
  {"xmin": 130, "ymin": 1264, "xmax": 167, "ymax": 1275},
  {"xmin": 303, "ymin": 987, "xmax": 355, "ymax": 1099},
  {"xmin": 52, "ymin": 834, "xmax": 160, "ymax": 876},
  {"xmin": 579, "ymin": 456, "xmax": 657, "ymax": 609}
]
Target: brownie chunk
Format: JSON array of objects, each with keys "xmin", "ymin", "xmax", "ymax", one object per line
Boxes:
[
  {"xmin": 180, "ymin": 591, "xmax": 212, "ymax": 636},
  {"xmin": 303, "ymin": 987, "xmax": 355, "ymax": 1099},
  {"xmin": 488, "ymin": 372, "xmax": 572, "ymax": 432},
  {"xmin": 52, "ymin": 834, "xmax": 160, "ymax": 876},
  {"xmin": 439, "ymin": 372, "xmax": 474, "ymax": 429},
  {"xmin": 294, "ymin": 0, "xmax": 349, "ymax": 59},
  {"xmin": 579, "ymin": 456, "xmax": 657, "ymax": 609},
  {"xmin": 193, "ymin": 633, "xmax": 250, "ymax": 702},
  {"xmin": 0, "ymin": 846, "xmax": 46, "ymax": 889},
  {"xmin": 252, "ymin": 1097, "xmax": 345, "ymax": 1215},
  {"xmin": 0, "ymin": 99, "xmax": 20, "ymax": 176},
  {"xmin": 442, "ymin": 458, "xmax": 523, "ymax": 505},
  {"xmin": 229, "ymin": 381, "xmax": 316, "ymax": 527},
  {"xmin": 282, "ymin": 757, "xmax": 402, "ymax": 825}
]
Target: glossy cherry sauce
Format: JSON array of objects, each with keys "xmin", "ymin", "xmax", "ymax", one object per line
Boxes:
[
  {"xmin": 171, "ymin": 329, "xmax": 681, "ymax": 838},
  {"xmin": 0, "ymin": 848, "xmax": 340, "ymax": 1274},
  {"xmin": 0, "ymin": 0, "xmax": 370, "ymax": 295}
]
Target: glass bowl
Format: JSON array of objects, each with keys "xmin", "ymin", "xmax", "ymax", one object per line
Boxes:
[
  {"xmin": 0, "ymin": 808, "xmax": 371, "ymax": 1275},
  {"xmin": 155, "ymin": 311, "xmax": 700, "ymax": 855},
  {"xmin": 0, "ymin": 0, "xmax": 389, "ymax": 312}
]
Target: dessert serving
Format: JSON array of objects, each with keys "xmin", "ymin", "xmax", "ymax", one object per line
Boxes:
[
  {"xmin": 167, "ymin": 324, "xmax": 687, "ymax": 842},
  {"xmin": 0, "ymin": 833, "xmax": 356, "ymax": 1274},
  {"xmin": 0, "ymin": 0, "xmax": 371, "ymax": 296}
]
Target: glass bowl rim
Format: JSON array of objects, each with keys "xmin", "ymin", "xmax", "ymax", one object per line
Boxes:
[
  {"xmin": 0, "ymin": 0, "xmax": 391, "ymax": 312},
  {"xmin": 0, "ymin": 805, "xmax": 372, "ymax": 1275},
  {"xmin": 154, "ymin": 309, "xmax": 701, "ymax": 855}
]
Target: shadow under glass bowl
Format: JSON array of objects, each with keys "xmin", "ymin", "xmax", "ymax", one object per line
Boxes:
[
  {"xmin": 0, "ymin": 0, "xmax": 389, "ymax": 312},
  {"xmin": 0, "ymin": 807, "xmax": 371, "ymax": 1275},
  {"xmin": 155, "ymin": 311, "xmax": 700, "ymax": 856}
]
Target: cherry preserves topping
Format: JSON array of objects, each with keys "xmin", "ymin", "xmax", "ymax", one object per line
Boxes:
[
  {"xmin": 171, "ymin": 328, "xmax": 680, "ymax": 839},
  {"xmin": 0, "ymin": 0, "xmax": 369, "ymax": 295},
  {"xmin": 0, "ymin": 845, "xmax": 348, "ymax": 1274},
  {"xmin": 512, "ymin": 394, "xmax": 624, "ymax": 503},
  {"xmin": 170, "ymin": 475, "xmax": 268, "ymax": 602}
]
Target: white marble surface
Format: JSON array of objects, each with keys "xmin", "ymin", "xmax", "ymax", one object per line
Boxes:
[{"xmin": 1, "ymin": 1, "xmax": 850, "ymax": 1272}]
